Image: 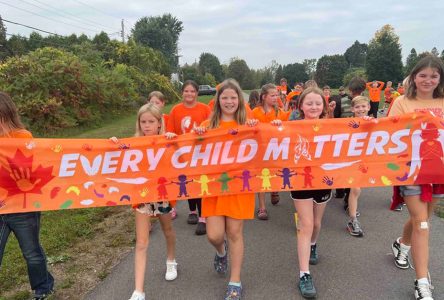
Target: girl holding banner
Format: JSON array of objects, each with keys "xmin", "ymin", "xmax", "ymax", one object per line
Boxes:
[
  {"xmin": 252, "ymin": 83, "xmax": 290, "ymax": 220},
  {"xmin": 388, "ymin": 55, "xmax": 444, "ymax": 300},
  {"xmin": 111, "ymin": 103, "xmax": 178, "ymax": 300},
  {"xmin": 195, "ymin": 79, "xmax": 258, "ymax": 300},
  {"xmin": 290, "ymin": 87, "xmax": 331, "ymax": 299}
]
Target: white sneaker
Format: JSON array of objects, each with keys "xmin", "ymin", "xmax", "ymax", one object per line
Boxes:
[
  {"xmin": 415, "ymin": 280, "xmax": 434, "ymax": 300},
  {"xmin": 129, "ymin": 290, "xmax": 145, "ymax": 300},
  {"xmin": 165, "ymin": 260, "xmax": 178, "ymax": 281}
]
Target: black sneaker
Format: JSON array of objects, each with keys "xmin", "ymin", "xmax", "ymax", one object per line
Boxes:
[
  {"xmin": 391, "ymin": 238, "xmax": 410, "ymax": 269},
  {"xmin": 309, "ymin": 244, "xmax": 318, "ymax": 265},
  {"xmin": 414, "ymin": 280, "xmax": 434, "ymax": 300},
  {"xmin": 195, "ymin": 222, "xmax": 206, "ymax": 235},
  {"xmin": 347, "ymin": 218, "xmax": 364, "ymax": 237},
  {"xmin": 298, "ymin": 273, "xmax": 317, "ymax": 299},
  {"xmin": 187, "ymin": 213, "xmax": 198, "ymax": 224},
  {"xmin": 32, "ymin": 290, "xmax": 54, "ymax": 300}
]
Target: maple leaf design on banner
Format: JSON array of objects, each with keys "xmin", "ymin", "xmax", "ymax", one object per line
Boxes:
[{"xmin": 0, "ymin": 150, "xmax": 54, "ymax": 209}]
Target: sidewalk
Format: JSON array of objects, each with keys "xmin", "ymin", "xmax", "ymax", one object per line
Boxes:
[{"xmin": 85, "ymin": 187, "xmax": 444, "ymax": 300}]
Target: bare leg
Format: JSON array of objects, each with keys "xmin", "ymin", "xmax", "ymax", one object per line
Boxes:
[
  {"xmin": 134, "ymin": 211, "xmax": 150, "ymax": 293},
  {"xmin": 293, "ymin": 199, "xmax": 314, "ymax": 273},
  {"xmin": 311, "ymin": 202, "xmax": 328, "ymax": 244},
  {"xmin": 206, "ymin": 216, "xmax": 226, "ymax": 254},
  {"xmin": 226, "ymin": 218, "xmax": 244, "ymax": 283},
  {"xmin": 158, "ymin": 213, "xmax": 176, "ymax": 261},
  {"xmin": 258, "ymin": 193, "xmax": 266, "ymax": 210},
  {"xmin": 347, "ymin": 188, "xmax": 361, "ymax": 218}
]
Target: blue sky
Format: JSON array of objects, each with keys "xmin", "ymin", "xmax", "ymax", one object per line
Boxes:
[{"xmin": 1, "ymin": 0, "xmax": 443, "ymax": 69}]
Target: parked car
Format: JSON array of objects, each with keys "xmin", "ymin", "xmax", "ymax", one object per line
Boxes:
[{"xmin": 198, "ymin": 85, "xmax": 217, "ymax": 96}]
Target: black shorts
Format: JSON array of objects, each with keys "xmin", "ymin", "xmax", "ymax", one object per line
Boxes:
[{"xmin": 290, "ymin": 189, "xmax": 332, "ymax": 204}]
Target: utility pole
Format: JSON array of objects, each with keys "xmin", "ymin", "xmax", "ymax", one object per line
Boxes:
[{"xmin": 121, "ymin": 19, "xmax": 125, "ymax": 43}]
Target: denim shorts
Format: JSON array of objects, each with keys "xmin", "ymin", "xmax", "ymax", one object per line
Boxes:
[{"xmin": 399, "ymin": 185, "xmax": 444, "ymax": 199}]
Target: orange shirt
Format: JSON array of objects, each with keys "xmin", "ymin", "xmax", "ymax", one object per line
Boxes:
[
  {"xmin": 286, "ymin": 90, "xmax": 301, "ymax": 101},
  {"xmin": 384, "ymin": 87, "xmax": 392, "ymax": 100},
  {"xmin": 208, "ymin": 98, "xmax": 215, "ymax": 110},
  {"xmin": 166, "ymin": 102, "xmax": 211, "ymax": 134},
  {"xmin": 398, "ymin": 86, "xmax": 405, "ymax": 95},
  {"xmin": 0, "ymin": 129, "xmax": 32, "ymax": 138},
  {"xmin": 201, "ymin": 119, "xmax": 255, "ymax": 219},
  {"xmin": 162, "ymin": 113, "xmax": 169, "ymax": 126},
  {"xmin": 366, "ymin": 81, "xmax": 385, "ymax": 102},
  {"xmin": 252, "ymin": 106, "xmax": 290, "ymax": 123}
]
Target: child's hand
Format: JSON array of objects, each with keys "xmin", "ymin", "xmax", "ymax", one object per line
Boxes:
[
  {"xmin": 361, "ymin": 116, "xmax": 373, "ymax": 121},
  {"xmin": 328, "ymin": 101, "xmax": 336, "ymax": 111},
  {"xmin": 109, "ymin": 137, "xmax": 119, "ymax": 144},
  {"xmin": 270, "ymin": 119, "xmax": 282, "ymax": 126},
  {"xmin": 246, "ymin": 119, "xmax": 259, "ymax": 127},
  {"xmin": 193, "ymin": 126, "xmax": 207, "ymax": 135},
  {"xmin": 165, "ymin": 132, "xmax": 177, "ymax": 139}
]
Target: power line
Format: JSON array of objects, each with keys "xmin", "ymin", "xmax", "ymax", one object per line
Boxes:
[
  {"xmin": 29, "ymin": 0, "xmax": 117, "ymax": 32},
  {"xmin": 2, "ymin": 18, "xmax": 61, "ymax": 36},
  {"xmin": 0, "ymin": 1, "xmax": 102, "ymax": 33},
  {"xmin": 70, "ymin": 0, "xmax": 120, "ymax": 21}
]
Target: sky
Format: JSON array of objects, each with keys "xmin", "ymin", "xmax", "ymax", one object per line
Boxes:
[{"xmin": 1, "ymin": 0, "xmax": 443, "ymax": 69}]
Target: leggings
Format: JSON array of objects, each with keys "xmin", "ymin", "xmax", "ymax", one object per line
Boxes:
[{"xmin": 188, "ymin": 198, "xmax": 202, "ymax": 216}]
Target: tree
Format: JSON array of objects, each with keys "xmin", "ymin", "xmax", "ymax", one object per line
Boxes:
[
  {"xmin": 282, "ymin": 63, "xmax": 308, "ymax": 86},
  {"xmin": 132, "ymin": 14, "xmax": 183, "ymax": 70},
  {"xmin": 302, "ymin": 58, "xmax": 317, "ymax": 80},
  {"xmin": 404, "ymin": 48, "xmax": 418, "ymax": 76},
  {"xmin": 198, "ymin": 52, "xmax": 223, "ymax": 82},
  {"xmin": 92, "ymin": 31, "xmax": 110, "ymax": 51},
  {"xmin": 315, "ymin": 54, "xmax": 348, "ymax": 87},
  {"xmin": 27, "ymin": 32, "xmax": 43, "ymax": 51},
  {"xmin": 344, "ymin": 40, "xmax": 367, "ymax": 68},
  {"xmin": 0, "ymin": 15, "xmax": 9, "ymax": 60},
  {"xmin": 431, "ymin": 47, "xmax": 439, "ymax": 56},
  {"xmin": 6, "ymin": 34, "xmax": 28, "ymax": 56},
  {"xmin": 226, "ymin": 58, "xmax": 254, "ymax": 89},
  {"xmin": 343, "ymin": 67, "xmax": 367, "ymax": 86},
  {"xmin": 181, "ymin": 63, "xmax": 199, "ymax": 82},
  {"xmin": 441, "ymin": 50, "xmax": 444, "ymax": 62},
  {"xmin": 365, "ymin": 24, "xmax": 403, "ymax": 82},
  {"xmin": 274, "ymin": 65, "xmax": 283, "ymax": 84}
]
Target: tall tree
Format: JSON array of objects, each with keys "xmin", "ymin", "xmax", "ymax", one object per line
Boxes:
[
  {"xmin": 226, "ymin": 58, "xmax": 254, "ymax": 89},
  {"xmin": 302, "ymin": 58, "xmax": 317, "ymax": 80},
  {"xmin": 6, "ymin": 34, "xmax": 28, "ymax": 56},
  {"xmin": 404, "ymin": 48, "xmax": 418, "ymax": 76},
  {"xmin": 198, "ymin": 52, "xmax": 223, "ymax": 82},
  {"xmin": 344, "ymin": 40, "xmax": 368, "ymax": 68},
  {"xmin": 132, "ymin": 14, "xmax": 183, "ymax": 70},
  {"xmin": 441, "ymin": 50, "xmax": 444, "ymax": 62},
  {"xmin": 366, "ymin": 24, "xmax": 403, "ymax": 82},
  {"xmin": 0, "ymin": 15, "xmax": 9, "ymax": 60},
  {"xmin": 315, "ymin": 54, "xmax": 348, "ymax": 87},
  {"xmin": 282, "ymin": 63, "xmax": 308, "ymax": 86},
  {"xmin": 431, "ymin": 47, "xmax": 439, "ymax": 56},
  {"xmin": 274, "ymin": 65, "xmax": 283, "ymax": 84}
]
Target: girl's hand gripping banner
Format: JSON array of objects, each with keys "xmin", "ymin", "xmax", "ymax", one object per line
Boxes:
[{"xmin": 1, "ymin": 112, "xmax": 444, "ymax": 214}]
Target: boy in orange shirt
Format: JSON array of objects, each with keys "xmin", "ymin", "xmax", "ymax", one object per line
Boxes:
[{"xmin": 365, "ymin": 80, "xmax": 385, "ymax": 118}]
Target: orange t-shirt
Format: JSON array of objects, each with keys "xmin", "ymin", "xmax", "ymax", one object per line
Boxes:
[
  {"xmin": 200, "ymin": 119, "xmax": 255, "ymax": 219},
  {"xmin": 366, "ymin": 81, "xmax": 385, "ymax": 102},
  {"xmin": 0, "ymin": 129, "xmax": 32, "ymax": 138},
  {"xmin": 166, "ymin": 102, "xmax": 211, "ymax": 134},
  {"xmin": 252, "ymin": 106, "xmax": 290, "ymax": 123},
  {"xmin": 398, "ymin": 86, "xmax": 405, "ymax": 95},
  {"xmin": 208, "ymin": 98, "xmax": 215, "ymax": 110},
  {"xmin": 162, "ymin": 113, "xmax": 169, "ymax": 126}
]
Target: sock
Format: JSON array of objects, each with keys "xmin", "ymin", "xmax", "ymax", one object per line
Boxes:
[
  {"xmin": 167, "ymin": 259, "xmax": 176, "ymax": 264},
  {"xmin": 228, "ymin": 281, "xmax": 242, "ymax": 287},
  {"xmin": 310, "ymin": 242, "xmax": 316, "ymax": 246},
  {"xmin": 189, "ymin": 210, "xmax": 197, "ymax": 215},
  {"xmin": 217, "ymin": 245, "xmax": 226, "ymax": 257},
  {"xmin": 198, "ymin": 217, "xmax": 206, "ymax": 223},
  {"xmin": 132, "ymin": 290, "xmax": 145, "ymax": 297},
  {"xmin": 300, "ymin": 271, "xmax": 310, "ymax": 278},
  {"xmin": 398, "ymin": 238, "xmax": 411, "ymax": 251},
  {"xmin": 417, "ymin": 278, "xmax": 429, "ymax": 285}
]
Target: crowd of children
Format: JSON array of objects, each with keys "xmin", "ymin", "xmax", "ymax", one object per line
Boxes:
[{"xmin": 1, "ymin": 55, "xmax": 443, "ymax": 300}]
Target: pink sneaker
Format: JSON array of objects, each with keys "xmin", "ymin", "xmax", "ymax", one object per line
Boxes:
[{"xmin": 171, "ymin": 208, "xmax": 177, "ymax": 220}]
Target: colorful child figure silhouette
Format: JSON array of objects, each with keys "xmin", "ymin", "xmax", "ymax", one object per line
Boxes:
[
  {"xmin": 218, "ymin": 172, "xmax": 233, "ymax": 193},
  {"xmin": 157, "ymin": 177, "xmax": 169, "ymax": 199},
  {"xmin": 302, "ymin": 166, "xmax": 314, "ymax": 188},
  {"xmin": 171, "ymin": 174, "xmax": 192, "ymax": 197},
  {"xmin": 277, "ymin": 167, "xmax": 296, "ymax": 189},
  {"xmin": 193, "ymin": 174, "xmax": 215, "ymax": 196},
  {"xmin": 410, "ymin": 122, "xmax": 444, "ymax": 183},
  {"xmin": 234, "ymin": 170, "xmax": 253, "ymax": 192},
  {"xmin": 257, "ymin": 168, "xmax": 276, "ymax": 191}
]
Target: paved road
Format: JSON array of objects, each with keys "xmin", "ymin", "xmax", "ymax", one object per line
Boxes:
[{"xmin": 85, "ymin": 187, "xmax": 444, "ymax": 300}]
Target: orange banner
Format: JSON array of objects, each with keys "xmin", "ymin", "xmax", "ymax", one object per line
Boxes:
[{"xmin": 1, "ymin": 112, "xmax": 444, "ymax": 214}]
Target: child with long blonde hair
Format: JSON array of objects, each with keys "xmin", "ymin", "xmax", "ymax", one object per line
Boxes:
[{"xmin": 112, "ymin": 103, "xmax": 177, "ymax": 300}]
